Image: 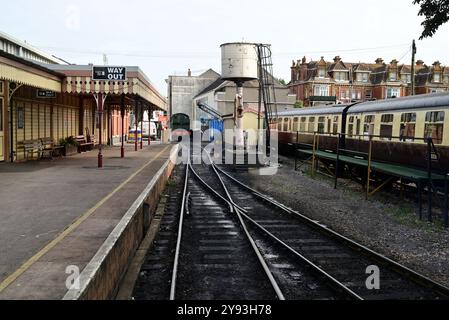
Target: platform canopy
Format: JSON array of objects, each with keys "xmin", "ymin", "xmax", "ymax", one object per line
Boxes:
[
  {"xmin": 0, "ymin": 51, "xmax": 62, "ymax": 92},
  {"xmin": 46, "ymin": 65, "xmax": 167, "ymax": 110}
]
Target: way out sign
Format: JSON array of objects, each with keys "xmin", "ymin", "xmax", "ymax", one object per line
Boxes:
[
  {"xmin": 36, "ymin": 90, "xmax": 56, "ymax": 98},
  {"xmin": 92, "ymin": 66, "xmax": 127, "ymax": 81}
]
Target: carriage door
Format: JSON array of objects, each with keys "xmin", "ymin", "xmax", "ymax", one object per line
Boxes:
[
  {"xmin": 0, "ymin": 97, "xmax": 4, "ymax": 161},
  {"xmin": 356, "ymin": 118, "xmax": 361, "ymax": 136},
  {"xmin": 327, "ymin": 118, "xmax": 332, "ymax": 133}
]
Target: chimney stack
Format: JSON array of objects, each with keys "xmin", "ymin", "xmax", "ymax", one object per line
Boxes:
[
  {"xmin": 416, "ymin": 60, "xmax": 425, "ymax": 71},
  {"xmin": 375, "ymin": 58, "xmax": 384, "ymax": 65},
  {"xmin": 188, "ymin": 68, "xmax": 192, "ymax": 77}
]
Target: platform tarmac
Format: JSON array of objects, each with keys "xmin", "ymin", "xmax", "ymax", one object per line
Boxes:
[{"xmin": 0, "ymin": 143, "xmax": 175, "ymax": 299}]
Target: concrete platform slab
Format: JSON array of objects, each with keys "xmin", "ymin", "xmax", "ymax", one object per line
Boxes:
[{"xmin": 0, "ymin": 144, "xmax": 177, "ymax": 299}]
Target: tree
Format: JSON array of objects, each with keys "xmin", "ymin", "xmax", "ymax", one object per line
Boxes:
[
  {"xmin": 277, "ymin": 78, "xmax": 287, "ymax": 85},
  {"xmin": 414, "ymin": 0, "xmax": 449, "ymax": 39}
]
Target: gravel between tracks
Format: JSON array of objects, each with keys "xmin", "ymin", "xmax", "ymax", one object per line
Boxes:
[{"xmin": 221, "ymin": 156, "xmax": 449, "ymax": 288}]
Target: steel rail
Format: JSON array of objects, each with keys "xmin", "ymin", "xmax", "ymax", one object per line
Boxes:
[
  {"xmin": 237, "ymin": 208, "xmax": 363, "ymax": 300},
  {"xmin": 207, "ymin": 160, "xmax": 286, "ymax": 300},
  {"xmin": 169, "ymin": 155, "xmax": 190, "ymax": 300},
  {"xmin": 189, "ymin": 161, "xmax": 285, "ymax": 300},
  {"xmin": 188, "ymin": 163, "xmax": 234, "ymax": 214},
  {"xmin": 214, "ymin": 165, "xmax": 449, "ymax": 299},
  {"xmin": 208, "ymin": 162, "xmax": 362, "ymax": 300}
]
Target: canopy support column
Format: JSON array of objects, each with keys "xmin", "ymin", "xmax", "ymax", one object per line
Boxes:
[
  {"xmin": 120, "ymin": 94, "xmax": 125, "ymax": 158},
  {"xmin": 140, "ymin": 103, "xmax": 143, "ymax": 150}
]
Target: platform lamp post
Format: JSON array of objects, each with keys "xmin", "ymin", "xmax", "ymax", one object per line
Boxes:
[
  {"xmin": 120, "ymin": 93, "xmax": 125, "ymax": 158},
  {"xmin": 94, "ymin": 92, "xmax": 107, "ymax": 168}
]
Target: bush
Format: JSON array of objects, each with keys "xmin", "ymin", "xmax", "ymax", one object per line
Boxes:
[
  {"xmin": 59, "ymin": 136, "xmax": 78, "ymax": 147},
  {"xmin": 294, "ymin": 101, "xmax": 304, "ymax": 108}
]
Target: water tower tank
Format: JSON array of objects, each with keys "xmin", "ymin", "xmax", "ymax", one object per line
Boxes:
[{"xmin": 221, "ymin": 42, "xmax": 258, "ymax": 82}]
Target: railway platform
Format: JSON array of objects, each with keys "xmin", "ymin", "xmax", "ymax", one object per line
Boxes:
[
  {"xmin": 297, "ymin": 145, "xmax": 449, "ymax": 227},
  {"xmin": 0, "ymin": 144, "xmax": 177, "ymax": 299}
]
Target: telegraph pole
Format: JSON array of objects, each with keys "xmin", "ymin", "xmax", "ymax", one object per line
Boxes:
[{"xmin": 411, "ymin": 40, "xmax": 417, "ymax": 96}]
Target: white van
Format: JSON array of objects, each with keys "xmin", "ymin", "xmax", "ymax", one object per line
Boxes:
[{"xmin": 139, "ymin": 121, "xmax": 157, "ymax": 139}]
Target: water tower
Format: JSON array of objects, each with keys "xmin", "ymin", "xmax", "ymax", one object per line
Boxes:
[{"xmin": 220, "ymin": 42, "xmax": 258, "ymax": 148}]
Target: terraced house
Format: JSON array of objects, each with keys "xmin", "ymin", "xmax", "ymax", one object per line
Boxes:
[{"xmin": 289, "ymin": 56, "xmax": 449, "ymax": 107}]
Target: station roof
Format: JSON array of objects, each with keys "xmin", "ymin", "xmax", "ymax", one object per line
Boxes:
[
  {"xmin": 0, "ymin": 30, "xmax": 68, "ymax": 65},
  {"xmin": 45, "ymin": 64, "xmax": 167, "ymax": 110},
  {"xmin": 348, "ymin": 92, "xmax": 449, "ymax": 114},
  {"xmin": 0, "ymin": 50, "xmax": 63, "ymax": 92}
]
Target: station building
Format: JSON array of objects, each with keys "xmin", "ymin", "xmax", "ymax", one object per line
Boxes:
[
  {"xmin": 0, "ymin": 32, "xmax": 166, "ymax": 163},
  {"xmin": 167, "ymin": 69, "xmax": 296, "ymax": 140},
  {"xmin": 167, "ymin": 69, "xmax": 221, "ymax": 132}
]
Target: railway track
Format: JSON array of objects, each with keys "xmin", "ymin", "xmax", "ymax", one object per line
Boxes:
[
  {"xmin": 208, "ymin": 163, "xmax": 449, "ymax": 300},
  {"xmin": 134, "ymin": 149, "xmax": 449, "ymax": 300}
]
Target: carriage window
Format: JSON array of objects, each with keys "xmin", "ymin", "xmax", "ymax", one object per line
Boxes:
[
  {"xmin": 283, "ymin": 118, "xmax": 289, "ymax": 132},
  {"xmin": 400, "ymin": 113, "xmax": 416, "ymax": 142},
  {"xmin": 277, "ymin": 118, "xmax": 282, "ymax": 131},
  {"xmin": 293, "ymin": 117, "xmax": 299, "ymax": 132},
  {"xmin": 380, "ymin": 114, "xmax": 394, "ymax": 140},
  {"xmin": 318, "ymin": 117, "xmax": 325, "ymax": 134},
  {"xmin": 425, "ymin": 111, "xmax": 445, "ymax": 144},
  {"xmin": 348, "ymin": 116, "xmax": 355, "ymax": 137},
  {"xmin": 363, "ymin": 115, "xmax": 375, "ymax": 136},
  {"xmin": 300, "ymin": 117, "xmax": 307, "ymax": 132},
  {"xmin": 333, "ymin": 116, "xmax": 339, "ymax": 134},
  {"xmin": 308, "ymin": 117, "xmax": 316, "ymax": 133}
]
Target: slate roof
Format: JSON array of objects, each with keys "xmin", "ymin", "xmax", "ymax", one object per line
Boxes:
[
  {"xmin": 193, "ymin": 78, "xmax": 226, "ymax": 99},
  {"xmin": 353, "ymin": 63, "xmax": 371, "ymax": 72},
  {"xmin": 294, "ymin": 57, "xmax": 448, "ymax": 86},
  {"xmin": 329, "ymin": 60, "xmax": 349, "ymax": 71},
  {"xmin": 399, "ymin": 65, "xmax": 411, "ymax": 74},
  {"xmin": 416, "ymin": 66, "xmax": 432, "ymax": 86}
]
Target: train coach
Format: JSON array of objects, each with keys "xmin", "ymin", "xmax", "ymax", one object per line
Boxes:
[{"xmin": 276, "ymin": 92, "xmax": 449, "ymax": 173}]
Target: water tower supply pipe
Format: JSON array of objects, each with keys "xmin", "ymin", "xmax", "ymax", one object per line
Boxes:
[{"xmin": 235, "ymin": 84, "xmax": 245, "ymax": 148}]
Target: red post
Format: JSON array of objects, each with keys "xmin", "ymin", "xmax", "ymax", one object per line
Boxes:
[
  {"xmin": 120, "ymin": 94, "xmax": 125, "ymax": 158},
  {"xmin": 135, "ymin": 100, "xmax": 138, "ymax": 152},
  {"xmin": 140, "ymin": 103, "xmax": 143, "ymax": 150},
  {"xmin": 97, "ymin": 93, "xmax": 104, "ymax": 168}
]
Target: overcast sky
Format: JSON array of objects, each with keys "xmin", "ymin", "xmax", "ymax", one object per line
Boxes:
[{"xmin": 1, "ymin": 0, "xmax": 449, "ymax": 95}]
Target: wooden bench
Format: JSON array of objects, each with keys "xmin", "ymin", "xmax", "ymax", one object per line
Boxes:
[
  {"xmin": 75, "ymin": 135, "xmax": 94, "ymax": 153},
  {"xmin": 40, "ymin": 137, "xmax": 64, "ymax": 159},
  {"xmin": 86, "ymin": 134, "xmax": 96, "ymax": 146},
  {"xmin": 18, "ymin": 139, "xmax": 42, "ymax": 160}
]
